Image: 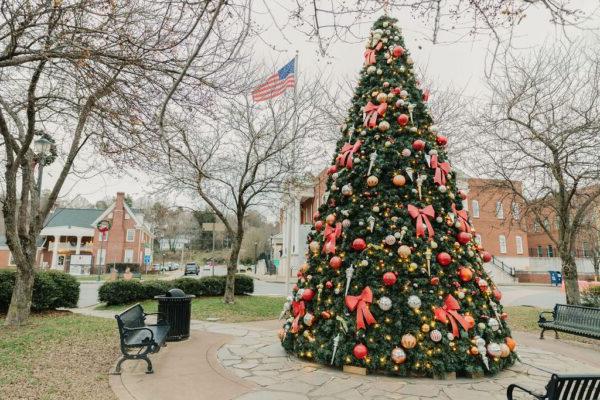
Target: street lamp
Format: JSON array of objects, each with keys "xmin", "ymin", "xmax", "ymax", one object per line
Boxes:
[{"xmin": 34, "ymin": 137, "xmax": 52, "ymax": 196}]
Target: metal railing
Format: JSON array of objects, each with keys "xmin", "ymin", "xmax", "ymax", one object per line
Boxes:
[{"xmin": 491, "ymin": 256, "xmax": 516, "ymax": 276}]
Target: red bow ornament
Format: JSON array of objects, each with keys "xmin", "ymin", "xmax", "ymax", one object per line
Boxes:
[
  {"xmin": 407, "ymin": 204, "xmax": 435, "ymax": 239},
  {"xmin": 345, "ymin": 287, "xmax": 377, "ymax": 330},
  {"xmin": 363, "ymin": 101, "xmax": 388, "ymax": 128},
  {"xmin": 322, "ymin": 222, "xmax": 342, "ymax": 254},
  {"xmin": 336, "ymin": 141, "xmax": 362, "ymax": 169},
  {"xmin": 451, "ymin": 203, "xmax": 471, "ymax": 233},
  {"xmin": 430, "ymin": 154, "xmax": 451, "ymax": 186},
  {"xmin": 364, "ymin": 41, "xmax": 383, "ymax": 65},
  {"xmin": 434, "ymin": 295, "xmax": 470, "ymax": 337},
  {"xmin": 291, "ymin": 300, "xmax": 305, "ymax": 333}
]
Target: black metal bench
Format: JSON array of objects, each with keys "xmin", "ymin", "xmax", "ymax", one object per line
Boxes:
[
  {"xmin": 538, "ymin": 304, "xmax": 600, "ymax": 340},
  {"xmin": 114, "ymin": 303, "xmax": 170, "ymax": 374},
  {"xmin": 507, "ymin": 374, "xmax": 600, "ymax": 399}
]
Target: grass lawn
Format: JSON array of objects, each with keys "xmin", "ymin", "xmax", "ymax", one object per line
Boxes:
[
  {"xmin": 0, "ymin": 311, "xmax": 117, "ymax": 400},
  {"xmin": 97, "ymin": 295, "xmax": 286, "ymax": 323}
]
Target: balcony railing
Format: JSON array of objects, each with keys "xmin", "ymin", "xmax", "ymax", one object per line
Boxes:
[{"xmin": 47, "ymin": 242, "xmax": 94, "ymax": 251}]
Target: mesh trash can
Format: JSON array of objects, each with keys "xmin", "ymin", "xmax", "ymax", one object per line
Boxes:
[{"xmin": 155, "ymin": 288, "xmax": 195, "ymax": 341}]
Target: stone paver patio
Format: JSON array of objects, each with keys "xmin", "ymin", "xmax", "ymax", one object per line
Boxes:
[{"xmin": 206, "ymin": 320, "xmax": 599, "ymax": 400}]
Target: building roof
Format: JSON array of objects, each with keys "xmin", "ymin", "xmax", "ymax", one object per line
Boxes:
[{"xmin": 44, "ymin": 208, "xmax": 104, "ymax": 228}]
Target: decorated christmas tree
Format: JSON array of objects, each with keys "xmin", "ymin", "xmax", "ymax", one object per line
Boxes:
[{"xmin": 279, "ymin": 15, "xmax": 518, "ymax": 377}]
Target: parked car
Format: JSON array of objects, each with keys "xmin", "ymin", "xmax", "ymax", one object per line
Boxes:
[
  {"xmin": 184, "ymin": 263, "xmax": 199, "ymax": 275},
  {"xmin": 152, "ymin": 263, "xmax": 162, "ymax": 271}
]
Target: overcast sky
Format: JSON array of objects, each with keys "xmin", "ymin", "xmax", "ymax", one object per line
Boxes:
[{"xmin": 47, "ymin": 2, "xmax": 599, "ymax": 206}]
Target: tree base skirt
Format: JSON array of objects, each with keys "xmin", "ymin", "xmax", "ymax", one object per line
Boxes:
[
  {"xmin": 343, "ymin": 365, "xmax": 368, "ymax": 375},
  {"xmin": 433, "ymin": 371, "xmax": 457, "ymax": 380}
]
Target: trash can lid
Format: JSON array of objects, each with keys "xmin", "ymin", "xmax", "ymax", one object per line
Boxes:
[{"xmin": 166, "ymin": 288, "xmax": 186, "ymax": 297}]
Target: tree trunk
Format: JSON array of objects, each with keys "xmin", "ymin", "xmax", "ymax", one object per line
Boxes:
[
  {"xmin": 561, "ymin": 252, "xmax": 580, "ymax": 305},
  {"xmin": 4, "ymin": 259, "xmax": 36, "ymax": 326},
  {"xmin": 223, "ymin": 237, "xmax": 242, "ymax": 304}
]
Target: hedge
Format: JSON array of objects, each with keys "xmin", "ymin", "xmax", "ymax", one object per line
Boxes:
[
  {"xmin": 581, "ymin": 285, "xmax": 600, "ymax": 308},
  {"xmin": 0, "ymin": 270, "xmax": 80, "ymax": 312},
  {"xmin": 98, "ymin": 274, "xmax": 254, "ymax": 305},
  {"xmin": 106, "ymin": 262, "xmax": 141, "ymax": 273}
]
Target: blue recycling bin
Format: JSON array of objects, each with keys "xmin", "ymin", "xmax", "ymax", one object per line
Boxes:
[{"xmin": 549, "ymin": 271, "xmax": 562, "ymax": 286}]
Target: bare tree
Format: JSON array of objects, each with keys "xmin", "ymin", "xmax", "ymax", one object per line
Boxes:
[
  {"xmin": 469, "ymin": 41, "xmax": 600, "ymax": 304},
  {"xmin": 0, "ymin": 0, "xmax": 248, "ymax": 326},
  {"xmin": 151, "ymin": 74, "xmax": 331, "ymax": 303}
]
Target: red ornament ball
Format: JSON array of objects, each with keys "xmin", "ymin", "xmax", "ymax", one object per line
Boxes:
[
  {"xmin": 481, "ymin": 251, "xmax": 492, "ymax": 263},
  {"xmin": 353, "ymin": 343, "xmax": 368, "ymax": 359},
  {"xmin": 383, "ymin": 271, "xmax": 397, "ymax": 286},
  {"xmin": 314, "ymin": 220, "xmax": 323, "ymax": 232},
  {"xmin": 312, "ymin": 212, "xmax": 320, "ymax": 221},
  {"xmin": 436, "ymin": 252, "xmax": 452, "ymax": 266},
  {"xmin": 352, "ymin": 238, "xmax": 367, "ymax": 251},
  {"xmin": 436, "ymin": 135, "xmax": 448, "ymax": 146},
  {"xmin": 493, "ymin": 288, "xmax": 502, "ymax": 301},
  {"xmin": 392, "ymin": 46, "xmax": 405, "ymax": 58},
  {"xmin": 327, "ymin": 165, "xmax": 337, "ymax": 175},
  {"xmin": 430, "ymin": 276, "xmax": 440, "ymax": 286},
  {"xmin": 292, "ymin": 284, "xmax": 298, "ymax": 292},
  {"xmin": 325, "ymin": 281, "xmax": 333, "ymax": 289},
  {"xmin": 296, "ymin": 271, "xmax": 303, "ymax": 278},
  {"xmin": 326, "ymin": 214, "xmax": 336, "ymax": 225},
  {"xmin": 457, "ymin": 232, "xmax": 471, "ymax": 245},
  {"xmin": 329, "ymin": 256, "xmax": 342, "ymax": 270},
  {"xmin": 458, "ymin": 267, "xmax": 473, "ymax": 282},
  {"xmin": 458, "ymin": 190, "xmax": 467, "ymax": 200},
  {"xmin": 412, "ymin": 139, "xmax": 425, "ymax": 151},
  {"xmin": 397, "ymin": 114, "xmax": 409, "ymax": 126},
  {"xmin": 302, "ymin": 288, "xmax": 315, "ymax": 302}
]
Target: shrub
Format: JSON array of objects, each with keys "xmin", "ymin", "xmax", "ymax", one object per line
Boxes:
[
  {"xmin": 0, "ymin": 270, "xmax": 80, "ymax": 312},
  {"xmin": 98, "ymin": 280, "xmax": 145, "ymax": 306},
  {"xmin": 98, "ymin": 274, "xmax": 254, "ymax": 305},
  {"xmin": 581, "ymin": 285, "xmax": 600, "ymax": 308},
  {"xmin": 107, "ymin": 263, "xmax": 141, "ymax": 273}
]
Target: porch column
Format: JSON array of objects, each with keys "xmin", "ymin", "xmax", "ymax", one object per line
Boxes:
[
  {"xmin": 75, "ymin": 236, "xmax": 82, "ymax": 255},
  {"xmin": 51, "ymin": 235, "xmax": 60, "ymax": 268}
]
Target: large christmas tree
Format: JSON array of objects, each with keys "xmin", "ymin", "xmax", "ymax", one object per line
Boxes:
[{"xmin": 279, "ymin": 15, "xmax": 518, "ymax": 378}]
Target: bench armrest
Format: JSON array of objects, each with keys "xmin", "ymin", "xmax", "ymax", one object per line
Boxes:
[
  {"xmin": 507, "ymin": 384, "xmax": 545, "ymax": 400},
  {"xmin": 123, "ymin": 326, "xmax": 155, "ymax": 343},
  {"xmin": 538, "ymin": 310, "xmax": 554, "ymax": 323}
]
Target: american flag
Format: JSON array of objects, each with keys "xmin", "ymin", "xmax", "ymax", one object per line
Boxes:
[{"xmin": 251, "ymin": 58, "xmax": 296, "ymax": 102}]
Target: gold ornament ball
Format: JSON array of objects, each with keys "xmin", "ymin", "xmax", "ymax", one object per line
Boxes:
[
  {"xmin": 500, "ymin": 343, "xmax": 511, "ymax": 358},
  {"xmin": 392, "ymin": 175, "xmax": 406, "ymax": 187},
  {"xmin": 376, "ymin": 92, "xmax": 388, "ymax": 103},
  {"xmin": 401, "ymin": 334, "xmax": 417, "ymax": 349},
  {"xmin": 367, "ymin": 176, "xmax": 379, "ymax": 187},
  {"xmin": 309, "ymin": 241, "xmax": 320, "ymax": 253},
  {"xmin": 398, "ymin": 245, "xmax": 411, "ymax": 258},
  {"xmin": 470, "ymin": 346, "xmax": 479, "ymax": 355},
  {"xmin": 378, "ymin": 121, "xmax": 390, "ymax": 131},
  {"xmin": 421, "ymin": 324, "xmax": 430, "ymax": 333},
  {"xmin": 391, "ymin": 347, "xmax": 406, "ymax": 364}
]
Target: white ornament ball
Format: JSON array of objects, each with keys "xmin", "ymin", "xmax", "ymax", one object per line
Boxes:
[
  {"xmin": 430, "ymin": 329, "xmax": 442, "ymax": 342},
  {"xmin": 394, "ymin": 232, "xmax": 402, "ymax": 239},
  {"xmin": 361, "ymin": 260, "xmax": 369, "ymax": 267},
  {"xmin": 367, "ymin": 65, "xmax": 377, "ymax": 74},
  {"xmin": 407, "ymin": 57, "xmax": 414, "ymax": 65},
  {"xmin": 409, "ymin": 126, "xmax": 418, "ymax": 133},
  {"xmin": 309, "ymin": 241, "xmax": 320, "ymax": 253},
  {"xmin": 385, "ymin": 141, "xmax": 392, "ymax": 147},
  {"xmin": 401, "ymin": 148, "xmax": 411, "ymax": 157},
  {"xmin": 372, "ymin": 206, "xmax": 380, "ymax": 212},
  {"xmin": 407, "ymin": 295, "xmax": 422, "ymax": 309},
  {"xmin": 488, "ymin": 318, "xmax": 500, "ymax": 332},
  {"xmin": 378, "ymin": 121, "xmax": 390, "ymax": 131},
  {"xmin": 376, "ymin": 69, "xmax": 383, "ymax": 75},
  {"xmin": 303, "ymin": 313, "xmax": 314, "ymax": 326},
  {"xmin": 430, "ymin": 241, "xmax": 438, "ymax": 249},
  {"xmin": 296, "ymin": 288, "xmax": 305, "ymax": 300},
  {"xmin": 455, "ymin": 221, "xmax": 462, "ymax": 229},
  {"xmin": 438, "ymin": 185, "xmax": 447, "ymax": 193},
  {"xmin": 382, "ymin": 21, "xmax": 389, "ymax": 27},
  {"xmin": 436, "ymin": 216, "xmax": 443, "ymax": 223},
  {"xmin": 283, "ymin": 302, "xmax": 291, "ymax": 311},
  {"xmin": 400, "ymin": 90, "xmax": 408, "ymax": 98},
  {"xmin": 331, "ymin": 172, "xmax": 338, "ymax": 180},
  {"xmin": 396, "ymin": 99, "xmax": 405, "ymax": 107},
  {"xmin": 378, "ymin": 296, "xmax": 392, "ymax": 311},
  {"xmin": 457, "ymin": 291, "xmax": 465, "ymax": 299},
  {"xmin": 342, "ymin": 219, "xmax": 351, "ymax": 228},
  {"xmin": 385, "ymin": 235, "xmax": 396, "ymax": 245},
  {"xmin": 477, "ymin": 322, "xmax": 486, "ymax": 330},
  {"xmin": 475, "ymin": 336, "xmax": 486, "ymax": 348},
  {"xmin": 447, "ymin": 333, "xmax": 455, "ymax": 341},
  {"xmin": 487, "ymin": 343, "xmax": 502, "ymax": 357},
  {"xmin": 334, "ymin": 288, "xmax": 341, "ymax": 295},
  {"xmin": 429, "ymin": 125, "xmax": 438, "ymax": 133},
  {"xmin": 429, "ymin": 149, "xmax": 438, "ymax": 156},
  {"xmin": 342, "ymin": 184, "xmax": 353, "ymax": 196}
]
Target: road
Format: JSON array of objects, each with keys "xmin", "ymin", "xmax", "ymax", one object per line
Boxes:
[{"xmin": 77, "ymin": 268, "xmax": 566, "ymax": 309}]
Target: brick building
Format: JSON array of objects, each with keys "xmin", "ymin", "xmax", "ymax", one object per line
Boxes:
[{"xmin": 0, "ymin": 192, "xmax": 154, "ymax": 274}]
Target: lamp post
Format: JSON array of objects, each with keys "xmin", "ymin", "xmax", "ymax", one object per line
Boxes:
[
  {"xmin": 34, "ymin": 137, "xmax": 52, "ymax": 197},
  {"xmin": 254, "ymin": 241, "xmax": 258, "ymax": 273}
]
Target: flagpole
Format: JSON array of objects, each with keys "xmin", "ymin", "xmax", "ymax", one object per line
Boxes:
[{"xmin": 285, "ymin": 50, "xmax": 299, "ymax": 298}]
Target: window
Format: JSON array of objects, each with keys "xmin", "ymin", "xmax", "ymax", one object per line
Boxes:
[
  {"xmin": 499, "ymin": 235, "xmax": 507, "ymax": 254},
  {"xmin": 124, "ymin": 249, "xmax": 134, "ymax": 263},
  {"xmin": 554, "ymin": 217, "xmax": 560, "ymax": 230},
  {"xmin": 537, "ymin": 245, "xmax": 543, "ymax": 257},
  {"xmin": 495, "ymin": 201, "xmax": 504, "ymax": 219},
  {"xmin": 98, "ymin": 231, "xmax": 108, "ymax": 241},
  {"xmin": 126, "ymin": 229, "xmax": 135, "ymax": 242},
  {"xmin": 511, "ymin": 202, "xmax": 521, "ymax": 220},
  {"xmin": 516, "ymin": 236, "xmax": 524, "ymax": 255},
  {"xmin": 471, "ymin": 200, "xmax": 480, "ymax": 218},
  {"xmin": 475, "ymin": 234, "xmax": 482, "ymax": 245},
  {"xmin": 543, "ymin": 219, "xmax": 550, "ymax": 230},
  {"xmin": 533, "ymin": 222, "xmax": 540, "ymax": 232},
  {"xmin": 583, "ymin": 242, "xmax": 590, "ymax": 258},
  {"xmin": 547, "ymin": 245, "xmax": 554, "ymax": 257}
]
